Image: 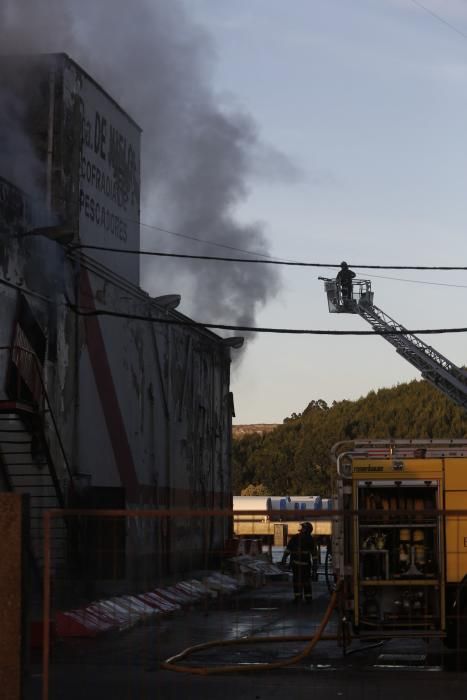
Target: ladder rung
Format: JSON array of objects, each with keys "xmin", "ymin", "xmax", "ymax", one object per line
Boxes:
[
  {"xmin": 8, "ymin": 474, "xmax": 49, "ymax": 480},
  {"xmin": 0, "ymin": 440, "xmax": 32, "ymax": 445},
  {"xmin": 25, "ymin": 494, "xmax": 59, "ymax": 499},
  {"xmin": 12, "ymin": 484, "xmax": 55, "ymax": 490},
  {"xmin": 0, "ymin": 429, "xmax": 27, "ymax": 433},
  {"xmin": 5, "ymin": 462, "xmax": 48, "ymax": 467},
  {"xmin": 29, "ymin": 503, "xmax": 62, "ymax": 517},
  {"xmin": 12, "ymin": 476, "xmax": 55, "ymax": 481}
]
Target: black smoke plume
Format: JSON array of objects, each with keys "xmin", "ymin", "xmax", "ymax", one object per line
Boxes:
[{"xmin": 0, "ymin": 0, "xmax": 291, "ymax": 328}]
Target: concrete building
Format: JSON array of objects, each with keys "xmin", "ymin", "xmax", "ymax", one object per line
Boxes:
[{"xmin": 0, "ymin": 54, "xmax": 236, "ymax": 586}]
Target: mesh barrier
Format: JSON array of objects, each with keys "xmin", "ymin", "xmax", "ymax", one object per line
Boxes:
[{"xmin": 31, "ymin": 508, "xmax": 467, "ymax": 700}]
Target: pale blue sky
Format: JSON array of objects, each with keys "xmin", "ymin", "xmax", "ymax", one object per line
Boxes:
[{"xmin": 187, "ymin": 0, "xmax": 467, "ymax": 423}]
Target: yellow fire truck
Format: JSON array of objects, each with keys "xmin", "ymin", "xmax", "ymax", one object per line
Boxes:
[
  {"xmin": 321, "ymin": 276, "xmax": 467, "ymax": 649},
  {"xmin": 332, "ymin": 439, "xmax": 467, "ymax": 645}
]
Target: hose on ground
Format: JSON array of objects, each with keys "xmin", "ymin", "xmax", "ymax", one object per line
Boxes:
[
  {"xmin": 161, "ymin": 581, "xmax": 342, "ymax": 675},
  {"xmin": 343, "ymin": 640, "xmax": 385, "ymax": 656}
]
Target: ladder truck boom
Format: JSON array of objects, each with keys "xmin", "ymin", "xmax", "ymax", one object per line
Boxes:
[
  {"xmin": 322, "ymin": 275, "xmax": 467, "ymax": 657},
  {"xmin": 320, "ymin": 277, "xmax": 467, "ymax": 409}
]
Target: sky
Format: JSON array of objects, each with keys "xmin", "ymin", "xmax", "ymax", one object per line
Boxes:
[
  {"xmin": 3, "ymin": 0, "xmax": 467, "ymax": 426},
  {"xmin": 183, "ymin": 0, "xmax": 467, "ymax": 424}
]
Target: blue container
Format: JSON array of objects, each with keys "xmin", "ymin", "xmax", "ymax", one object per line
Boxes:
[{"xmin": 310, "ymin": 496, "xmax": 322, "ymax": 510}]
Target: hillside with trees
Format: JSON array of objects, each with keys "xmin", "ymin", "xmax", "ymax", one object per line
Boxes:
[
  {"xmin": 232, "ymin": 424, "xmax": 279, "ymax": 439},
  {"xmin": 232, "ymin": 379, "xmax": 467, "ymax": 496}
]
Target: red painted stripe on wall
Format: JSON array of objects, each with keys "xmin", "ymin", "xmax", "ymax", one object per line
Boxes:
[{"xmin": 80, "ymin": 269, "xmax": 140, "ymax": 502}]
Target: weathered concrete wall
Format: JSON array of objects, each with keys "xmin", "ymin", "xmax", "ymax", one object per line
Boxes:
[
  {"xmin": 78, "ymin": 259, "xmax": 232, "ymax": 573},
  {"xmin": 0, "ymin": 194, "xmax": 232, "ymax": 576},
  {"xmin": 0, "ymin": 53, "xmax": 234, "ymax": 580}
]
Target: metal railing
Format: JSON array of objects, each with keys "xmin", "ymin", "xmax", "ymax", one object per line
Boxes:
[
  {"xmin": 319, "ymin": 276, "xmax": 373, "ymax": 312},
  {"xmin": 0, "ymin": 345, "xmax": 74, "ymax": 492}
]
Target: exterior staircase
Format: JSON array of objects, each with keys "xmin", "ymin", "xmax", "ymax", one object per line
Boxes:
[{"xmin": 0, "ymin": 346, "xmax": 72, "ymax": 577}]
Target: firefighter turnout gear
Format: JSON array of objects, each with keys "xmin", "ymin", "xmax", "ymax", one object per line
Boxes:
[
  {"xmin": 336, "ymin": 261, "xmax": 356, "ymax": 302},
  {"xmin": 282, "ymin": 522, "xmax": 318, "ymax": 603}
]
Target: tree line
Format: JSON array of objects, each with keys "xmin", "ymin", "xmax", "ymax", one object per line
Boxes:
[{"xmin": 232, "ymin": 379, "xmax": 467, "ymax": 496}]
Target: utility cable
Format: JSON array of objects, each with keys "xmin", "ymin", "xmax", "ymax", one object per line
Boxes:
[
  {"xmin": 360, "ymin": 272, "xmax": 467, "ymax": 290},
  {"xmin": 2, "ymin": 275, "xmax": 467, "ymax": 337},
  {"xmin": 136, "ymin": 221, "xmax": 281, "ymax": 260},
  {"xmin": 315, "ymin": 267, "xmax": 467, "ymax": 290},
  {"xmin": 15, "ymin": 200, "xmax": 281, "ymax": 260},
  {"xmin": 69, "ymin": 243, "xmax": 315, "ymax": 266},
  {"xmin": 0, "ymin": 275, "xmax": 54, "ymax": 304},
  {"xmin": 22, "ymin": 219, "xmax": 280, "ymax": 261},
  {"xmin": 68, "ymin": 301, "xmax": 467, "ymax": 336},
  {"xmin": 71, "ymin": 244, "xmax": 467, "ymax": 271},
  {"xmin": 409, "ymin": 0, "xmax": 467, "ymax": 42}
]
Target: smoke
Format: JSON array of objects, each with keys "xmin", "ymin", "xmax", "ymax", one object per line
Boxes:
[
  {"xmin": 0, "ymin": 88, "xmax": 42, "ymax": 217},
  {"xmin": 0, "ymin": 0, "xmax": 291, "ymax": 328}
]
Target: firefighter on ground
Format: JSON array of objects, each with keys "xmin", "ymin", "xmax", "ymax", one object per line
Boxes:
[
  {"xmin": 336, "ymin": 261, "xmax": 355, "ymax": 303},
  {"xmin": 281, "ymin": 522, "xmax": 318, "ymax": 604}
]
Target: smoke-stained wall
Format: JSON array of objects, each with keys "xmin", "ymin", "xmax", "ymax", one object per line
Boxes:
[
  {"xmin": 0, "ymin": 186, "xmax": 233, "ymax": 574},
  {"xmin": 0, "ymin": 0, "xmax": 283, "ymax": 329},
  {"xmin": 0, "ymin": 53, "xmax": 141, "ymax": 285},
  {"xmin": 0, "ymin": 55, "xmax": 233, "ymax": 575},
  {"xmin": 76, "ymin": 257, "xmax": 233, "ymax": 575}
]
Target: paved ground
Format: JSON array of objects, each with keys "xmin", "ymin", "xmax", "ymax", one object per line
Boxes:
[{"xmin": 26, "ymin": 578, "xmax": 467, "ymax": 700}]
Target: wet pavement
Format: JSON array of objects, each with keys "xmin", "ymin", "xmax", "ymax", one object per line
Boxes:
[{"xmin": 27, "ymin": 579, "xmax": 467, "ymax": 700}]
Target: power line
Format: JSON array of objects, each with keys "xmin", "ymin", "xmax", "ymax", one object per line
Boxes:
[
  {"xmin": 127, "ymin": 219, "xmax": 280, "ymax": 260},
  {"xmin": 410, "ymin": 0, "xmax": 467, "ymax": 41},
  {"xmin": 0, "ymin": 275, "xmax": 54, "ymax": 303},
  {"xmin": 69, "ymin": 302, "xmax": 467, "ymax": 336},
  {"xmin": 363, "ymin": 272, "xmax": 467, "ymax": 290},
  {"xmin": 71, "ymin": 244, "xmax": 331, "ymax": 267},
  {"xmin": 2, "ymin": 273, "xmax": 467, "ymax": 337},
  {"xmin": 19, "ymin": 215, "xmax": 283, "ymax": 261},
  {"xmin": 72, "ymin": 244, "xmax": 467, "ymax": 271}
]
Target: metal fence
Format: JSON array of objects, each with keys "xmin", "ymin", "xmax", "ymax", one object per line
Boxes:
[{"xmin": 32, "ymin": 508, "xmax": 467, "ymax": 700}]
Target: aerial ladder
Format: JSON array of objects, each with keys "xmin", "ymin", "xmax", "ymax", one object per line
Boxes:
[
  {"xmin": 320, "ymin": 276, "xmax": 467, "ymax": 409},
  {"xmin": 320, "ymin": 276, "xmax": 467, "ymax": 657}
]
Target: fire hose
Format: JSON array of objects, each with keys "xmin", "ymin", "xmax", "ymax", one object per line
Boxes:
[{"xmin": 161, "ymin": 581, "xmax": 342, "ymax": 675}]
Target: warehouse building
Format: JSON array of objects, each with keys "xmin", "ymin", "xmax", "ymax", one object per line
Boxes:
[{"xmin": 0, "ymin": 54, "xmax": 236, "ymax": 587}]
